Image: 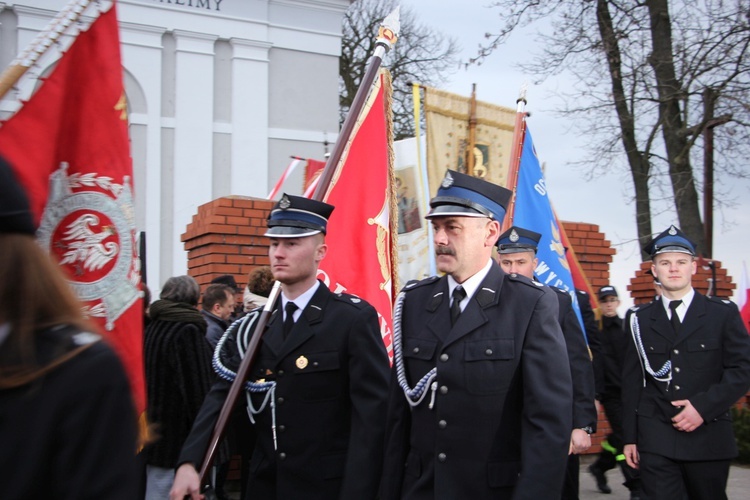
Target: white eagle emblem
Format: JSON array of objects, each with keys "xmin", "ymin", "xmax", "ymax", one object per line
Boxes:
[
  {"xmin": 59, "ymin": 213, "xmax": 119, "ymax": 273},
  {"xmin": 37, "ymin": 163, "xmax": 140, "ymax": 330}
]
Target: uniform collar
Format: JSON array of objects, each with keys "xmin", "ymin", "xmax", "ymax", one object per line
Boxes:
[
  {"xmin": 447, "ymin": 258, "xmax": 493, "ymax": 312},
  {"xmin": 282, "ymin": 280, "xmax": 320, "ymax": 321},
  {"xmin": 661, "ymin": 287, "xmax": 694, "ymax": 322}
]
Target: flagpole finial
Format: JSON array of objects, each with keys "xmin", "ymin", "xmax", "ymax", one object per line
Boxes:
[
  {"xmin": 516, "ymin": 82, "xmax": 528, "ymax": 113},
  {"xmin": 377, "ymin": 6, "xmax": 401, "ymax": 54}
]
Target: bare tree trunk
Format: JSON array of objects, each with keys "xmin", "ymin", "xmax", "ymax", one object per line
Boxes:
[
  {"xmin": 596, "ymin": 0, "xmax": 653, "ymax": 260},
  {"xmin": 645, "ymin": 0, "xmax": 705, "ymax": 250}
]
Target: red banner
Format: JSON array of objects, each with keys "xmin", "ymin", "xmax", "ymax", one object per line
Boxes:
[
  {"xmin": 318, "ymin": 71, "xmax": 397, "ymax": 359},
  {"xmin": 0, "ymin": 5, "xmax": 145, "ymax": 417}
]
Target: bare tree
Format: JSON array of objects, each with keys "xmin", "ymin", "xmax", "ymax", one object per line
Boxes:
[
  {"xmin": 340, "ymin": 0, "xmax": 460, "ymax": 140},
  {"xmin": 474, "ymin": 0, "xmax": 750, "ymax": 259}
]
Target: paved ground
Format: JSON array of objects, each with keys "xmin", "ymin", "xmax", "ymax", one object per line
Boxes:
[
  {"xmin": 224, "ymin": 454, "xmax": 750, "ymax": 498},
  {"xmin": 578, "ymin": 454, "xmax": 750, "ymax": 499}
]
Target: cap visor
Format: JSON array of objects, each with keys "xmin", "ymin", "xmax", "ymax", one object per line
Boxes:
[
  {"xmin": 264, "ymin": 227, "xmax": 322, "ymax": 238},
  {"xmin": 425, "ymin": 204, "xmax": 487, "ymax": 219}
]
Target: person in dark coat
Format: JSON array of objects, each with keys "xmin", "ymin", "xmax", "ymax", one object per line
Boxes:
[
  {"xmin": 496, "ymin": 225, "xmax": 597, "ymax": 500},
  {"xmin": 202, "ymin": 283, "xmax": 235, "ymax": 349},
  {"xmin": 0, "ymin": 157, "xmax": 138, "ymax": 499},
  {"xmin": 171, "ymin": 194, "xmax": 390, "ymax": 500},
  {"xmin": 588, "ymin": 285, "xmax": 640, "ymax": 498},
  {"xmin": 622, "ymin": 225, "xmax": 750, "ymax": 499},
  {"xmin": 381, "ymin": 170, "xmax": 573, "ymax": 500},
  {"xmin": 144, "ymin": 274, "xmax": 213, "ymax": 499}
]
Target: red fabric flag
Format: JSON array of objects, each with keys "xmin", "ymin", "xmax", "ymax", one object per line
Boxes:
[
  {"xmin": 318, "ymin": 70, "xmax": 397, "ymax": 359},
  {"xmin": 0, "ymin": 5, "xmax": 145, "ymax": 422},
  {"xmin": 739, "ymin": 262, "xmax": 750, "ymax": 334},
  {"xmin": 304, "ymin": 159, "xmax": 326, "ymax": 194}
]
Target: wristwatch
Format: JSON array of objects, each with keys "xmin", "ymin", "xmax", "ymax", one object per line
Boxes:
[{"xmin": 579, "ymin": 425, "xmax": 594, "ymax": 435}]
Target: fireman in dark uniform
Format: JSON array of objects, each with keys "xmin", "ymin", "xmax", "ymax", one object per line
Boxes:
[
  {"xmin": 496, "ymin": 225, "xmax": 597, "ymax": 500},
  {"xmin": 171, "ymin": 194, "xmax": 390, "ymax": 500},
  {"xmin": 622, "ymin": 225, "xmax": 750, "ymax": 499},
  {"xmin": 381, "ymin": 170, "xmax": 572, "ymax": 500}
]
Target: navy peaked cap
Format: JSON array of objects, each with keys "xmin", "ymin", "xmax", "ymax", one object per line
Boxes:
[
  {"xmin": 598, "ymin": 286, "xmax": 618, "ymax": 299},
  {"xmin": 496, "ymin": 226, "xmax": 541, "ymax": 254},
  {"xmin": 265, "ymin": 193, "xmax": 335, "ymax": 238},
  {"xmin": 644, "ymin": 225, "xmax": 696, "ymax": 258},
  {"xmin": 426, "ymin": 170, "xmax": 511, "ymax": 222}
]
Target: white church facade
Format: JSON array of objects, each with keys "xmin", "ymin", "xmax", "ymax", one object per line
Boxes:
[{"xmin": 0, "ymin": 0, "xmax": 348, "ymax": 290}]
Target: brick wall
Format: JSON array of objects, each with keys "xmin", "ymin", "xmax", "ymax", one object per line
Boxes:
[{"xmin": 181, "ymin": 196, "xmax": 274, "ymax": 291}]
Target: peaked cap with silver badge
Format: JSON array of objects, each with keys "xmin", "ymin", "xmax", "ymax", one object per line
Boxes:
[
  {"xmin": 265, "ymin": 193, "xmax": 335, "ymax": 238},
  {"xmin": 425, "ymin": 169, "xmax": 511, "ymax": 222}
]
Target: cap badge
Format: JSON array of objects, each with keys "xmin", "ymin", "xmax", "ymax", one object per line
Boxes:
[
  {"xmin": 668, "ymin": 225, "xmax": 677, "ymax": 235},
  {"xmin": 279, "ymin": 194, "xmax": 291, "ymax": 210},
  {"xmin": 509, "ymin": 229, "xmax": 520, "ymax": 242},
  {"xmin": 441, "ymin": 171, "xmax": 454, "ymax": 188},
  {"xmin": 295, "ymin": 356, "xmax": 309, "ymax": 370}
]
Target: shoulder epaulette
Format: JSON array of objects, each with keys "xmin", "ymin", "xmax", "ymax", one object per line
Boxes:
[
  {"xmin": 507, "ymin": 272, "xmax": 545, "ymax": 290},
  {"xmin": 333, "ymin": 292, "xmax": 369, "ymax": 309},
  {"xmin": 401, "ymin": 275, "xmax": 439, "ymax": 293},
  {"xmin": 708, "ymin": 295, "xmax": 737, "ymax": 308}
]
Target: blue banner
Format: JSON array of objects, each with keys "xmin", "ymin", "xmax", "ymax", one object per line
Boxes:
[{"xmin": 512, "ymin": 127, "xmax": 586, "ymax": 336}]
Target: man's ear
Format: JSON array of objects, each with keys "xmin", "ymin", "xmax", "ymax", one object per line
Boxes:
[{"xmin": 485, "ymin": 220, "xmax": 501, "ymax": 247}]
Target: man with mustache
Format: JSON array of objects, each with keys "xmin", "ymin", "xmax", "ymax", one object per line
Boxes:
[{"xmin": 381, "ymin": 170, "xmax": 573, "ymax": 500}]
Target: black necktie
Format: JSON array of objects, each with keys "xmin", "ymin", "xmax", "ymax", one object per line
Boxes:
[
  {"xmin": 283, "ymin": 302, "xmax": 298, "ymax": 340},
  {"xmin": 669, "ymin": 300, "xmax": 682, "ymax": 335},
  {"xmin": 451, "ymin": 286, "xmax": 466, "ymax": 326}
]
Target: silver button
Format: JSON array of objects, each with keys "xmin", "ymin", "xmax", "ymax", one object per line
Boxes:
[
  {"xmin": 440, "ymin": 353, "xmax": 449, "ymax": 362},
  {"xmin": 700, "ymin": 344, "xmax": 705, "ymax": 349},
  {"xmin": 485, "ymin": 349, "xmax": 493, "ymax": 356},
  {"xmin": 673, "ymin": 349, "xmax": 679, "ymax": 354},
  {"xmin": 277, "ymin": 397, "xmax": 285, "ymax": 405},
  {"xmin": 413, "ymin": 347, "xmax": 420, "ymax": 354},
  {"xmin": 438, "ymin": 453, "xmax": 447, "ymax": 462},
  {"xmin": 438, "ymin": 420, "xmax": 447, "ymax": 429},
  {"xmin": 674, "ymin": 367, "xmax": 680, "ymax": 373},
  {"xmin": 439, "ymin": 385, "xmax": 448, "ymax": 395},
  {"xmin": 278, "ymin": 425, "xmax": 286, "ymax": 432},
  {"xmin": 675, "ymin": 385, "xmax": 681, "ymax": 390},
  {"xmin": 279, "ymin": 452, "xmax": 287, "ymax": 460}
]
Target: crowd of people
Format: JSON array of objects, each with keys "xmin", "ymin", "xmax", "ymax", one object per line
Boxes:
[{"xmin": 2, "ymin": 154, "xmax": 749, "ymax": 499}]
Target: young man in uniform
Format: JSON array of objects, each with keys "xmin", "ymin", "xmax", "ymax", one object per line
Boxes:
[
  {"xmin": 622, "ymin": 225, "xmax": 750, "ymax": 499},
  {"xmin": 588, "ymin": 286, "xmax": 640, "ymax": 499},
  {"xmin": 496, "ymin": 225, "xmax": 597, "ymax": 500},
  {"xmin": 381, "ymin": 171, "xmax": 573, "ymax": 500},
  {"xmin": 171, "ymin": 194, "xmax": 390, "ymax": 500}
]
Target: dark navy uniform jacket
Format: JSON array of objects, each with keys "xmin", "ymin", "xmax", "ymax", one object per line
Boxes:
[
  {"xmin": 552, "ymin": 287, "xmax": 597, "ymax": 431},
  {"xmin": 381, "ymin": 264, "xmax": 573, "ymax": 500},
  {"xmin": 179, "ymin": 281, "xmax": 390, "ymax": 500},
  {"xmin": 622, "ymin": 292, "xmax": 750, "ymax": 460}
]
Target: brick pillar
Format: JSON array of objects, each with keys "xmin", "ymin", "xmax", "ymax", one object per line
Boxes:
[
  {"xmin": 181, "ymin": 196, "xmax": 274, "ymax": 290},
  {"xmin": 561, "ymin": 221, "xmax": 616, "ymax": 291}
]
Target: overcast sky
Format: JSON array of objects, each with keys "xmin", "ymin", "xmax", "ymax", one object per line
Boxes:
[{"xmin": 398, "ymin": 0, "xmax": 750, "ymax": 311}]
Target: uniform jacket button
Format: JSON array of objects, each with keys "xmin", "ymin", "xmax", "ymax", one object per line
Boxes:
[
  {"xmin": 277, "ymin": 397, "xmax": 285, "ymax": 405},
  {"xmin": 278, "ymin": 425, "xmax": 286, "ymax": 432},
  {"xmin": 438, "ymin": 453, "xmax": 447, "ymax": 462},
  {"xmin": 438, "ymin": 420, "xmax": 447, "ymax": 429},
  {"xmin": 439, "ymin": 385, "xmax": 448, "ymax": 394},
  {"xmin": 674, "ymin": 367, "xmax": 680, "ymax": 373},
  {"xmin": 485, "ymin": 348, "xmax": 493, "ymax": 356},
  {"xmin": 440, "ymin": 353, "xmax": 449, "ymax": 362},
  {"xmin": 279, "ymin": 452, "xmax": 287, "ymax": 460},
  {"xmin": 413, "ymin": 347, "xmax": 420, "ymax": 354}
]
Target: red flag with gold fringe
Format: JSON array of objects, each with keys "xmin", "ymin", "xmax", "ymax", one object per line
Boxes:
[
  {"xmin": 0, "ymin": 4, "xmax": 145, "ymax": 435},
  {"xmin": 318, "ymin": 70, "xmax": 397, "ymax": 359}
]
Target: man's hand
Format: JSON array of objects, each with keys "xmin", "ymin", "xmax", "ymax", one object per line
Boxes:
[
  {"xmin": 169, "ymin": 463, "xmax": 203, "ymax": 500},
  {"xmin": 671, "ymin": 399, "xmax": 704, "ymax": 432},
  {"xmin": 624, "ymin": 444, "xmax": 639, "ymax": 469},
  {"xmin": 569, "ymin": 428, "xmax": 591, "ymax": 455}
]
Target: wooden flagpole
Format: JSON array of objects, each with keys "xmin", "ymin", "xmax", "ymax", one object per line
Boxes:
[
  {"xmin": 0, "ymin": 0, "xmax": 96, "ymax": 101},
  {"xmin": 196, "ymin": 7, "xmax": 401, "ymax": 490},
  {"xmin": 500, "ymin": 84, "xmax": 528, "ymax": 233}
]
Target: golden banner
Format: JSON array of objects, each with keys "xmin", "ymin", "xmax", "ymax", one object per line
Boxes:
[{"xmin": 424, "ymin": 87, "xmax": 516, "ymax": 193}]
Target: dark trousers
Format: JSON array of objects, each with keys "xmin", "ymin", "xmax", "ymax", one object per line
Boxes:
[
  {"xmin": 639, "ymin": 452, "xmax": 730, "ymax": 500},
  {"xmin": 561, "ymin": 454, "xmax": 579, "ymax": 500},
  {"xmin": 592, "ymin": 395, "xmax": 640, "ymax": 491}
]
